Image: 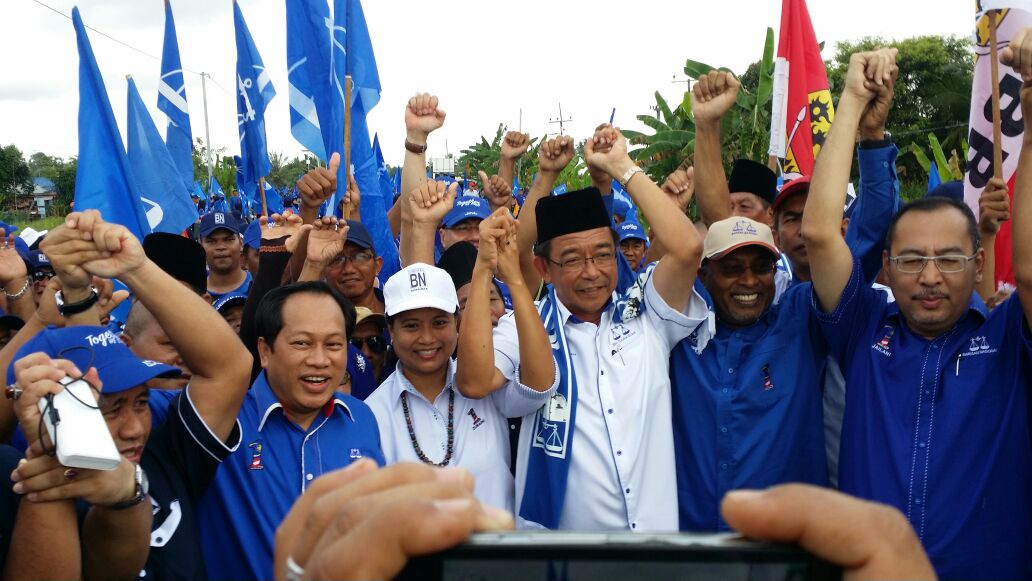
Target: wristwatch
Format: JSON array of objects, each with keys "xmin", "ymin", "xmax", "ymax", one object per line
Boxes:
[
  {"xmin": 110, "ymin": 463, "xmax": 149, "ymax": 510},
  {"xmin": 54, "ymin": 287, "xmax": 100, "ymax": 316},
  {"xmin": 618, "ymin": 165, "xmax": 643, "ymax": 189},
  {"xmin": 404, "ymin": 139, "xmax": 428, "ymax": 154}
]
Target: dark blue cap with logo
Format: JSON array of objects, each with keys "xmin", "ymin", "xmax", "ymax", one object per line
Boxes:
[
  {"xmin": 9, "ymin": 326, "xmax": 180, "ymax": 395},
  {"xmin": 442, "ymin": 196, "xmax": 491, "ymax": 228},
  {"xmin": 199, "ymin": 212, "xmax": 242, "ymax": 238},
  {"xmin": 345, "ymin": 220, "xmax": 376, "ymax": 251},
  {"xmin": 617, "ymin": 221, "xmax": 648, "ymax": 243},
  {"xmin": 27, "ymin": 250, "xmax": 52, "ymax": 274}
]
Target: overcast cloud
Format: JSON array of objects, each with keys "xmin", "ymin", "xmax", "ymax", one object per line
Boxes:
[{"xmin": 0, "ymin": 0, "xmax": 972, "ymax": 168}]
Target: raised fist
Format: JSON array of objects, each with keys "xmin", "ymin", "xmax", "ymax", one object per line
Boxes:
[
  {"xmin": 298, "ymin": 153, "xmax": 340, "ymax": 210},
  {"xmin": 538, "ymin": 136, "xmax": 575, "ymax": 174},
  {"xmin": 978, "ymin": 177, "xmax": 1010, "ymax": 237},
  {"xmin": 405, "ymin": 93, "xmax": 446, "ymax": 142},
  {"xmin": 501, "ymin": 131, "xmax": 531, "ymax": 160},
  {"xmin": 662, "ymin": 166, "xmax": 695, "ymax": 212},
  {"xmin": 691, "ymin": 71, "xmax": 740, "ymax": 124},
  {"xmin": 406, "ymin": 181, "xmax": 458, "ymax": 226}
]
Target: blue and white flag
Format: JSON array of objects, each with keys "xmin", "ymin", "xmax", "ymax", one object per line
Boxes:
[
  {"xmin": 71, "ymin": 7, "xmax": 151, "ymax": 242},
  {"xmin": 372, "ymin": 133, "xmax": 393, "ymax": 203},
  {"xmin": 286, "ymin": 0, "xmax": 334, "ymax": 161},
  {"xmin": 264, "ymin": 181, "xmax": 285, "ymax": 214},
  {"xmin": 157, "ymin": 0, "xmax": 194, "ymax": 192},
  {"xmin": 210, "ymin": 176, "xmax": 229, "ymax": 214},
  {"xmin": 126, "ymin": 76, "xmax": 198, "ymax": 234},
  {"xmin": 234, "ymin": 0, "xmax": 275, "ymax": 189}
]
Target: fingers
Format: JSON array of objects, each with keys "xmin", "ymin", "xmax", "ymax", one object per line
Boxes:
[
  {"xmin": 328, "ymin": 152, "xmax": 341, "ymax": 175},
  {"xmin": 477, "ymin": 170, "xmax": 490, "ymax": 193},
  {"xmin": 10, "ymin": 455, "xmax": 63, "ymax": 489},
  {"xmin": 443, "ymin": 182, "xmax": 459, "ymax": 206},
  {"xmin": 722, "ymin": 484, "xmax": 935, "ymax": 580}
]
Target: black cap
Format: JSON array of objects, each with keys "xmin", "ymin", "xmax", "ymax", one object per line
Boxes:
[
  {"xmin": 727, "ymin": 159, "xmax": 778, "ymax": 205},
  {"xmin": 535, "ymin": 187, "xmax": 612, "ymax": 245},
  {"xmin": 436, "ymin": 241, "xmax": 478, "ymax": 289},
  {"xmin": 143, "ymin": 233, "xmax": 207, "ymax": 294}
]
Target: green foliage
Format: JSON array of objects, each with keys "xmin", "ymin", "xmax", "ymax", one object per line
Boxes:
[
  {"xmin": 458, "ymin": 124, "xmax": 505, "ymax": 178},
  {"xmin": 27, "ymin": 152, "xmax": 77, "ymax": 206},
  {"xmin": 827, "ymin": 35, "xmax": 973, "ymax": 180},
  {"xmin": 0, "ymin": 144, "xmax": 33, "ymax": 208}
]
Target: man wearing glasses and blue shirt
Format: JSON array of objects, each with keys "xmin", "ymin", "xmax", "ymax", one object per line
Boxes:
[
  {"xmin": 323, "ymin": 221, "xmax": 385, "ymax": 314},
  {"xmin": 802, "ymin": 42, "xmax": 1032, "ymax": 580}
]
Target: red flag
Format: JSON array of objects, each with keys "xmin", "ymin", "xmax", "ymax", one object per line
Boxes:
[
  {"xmin": 964, "ymin": 4, "xmax": 1032, "ymax": 289},
  {"xmin": 769, "ymin": 0, "xmax": 834, "ymax": 177}
]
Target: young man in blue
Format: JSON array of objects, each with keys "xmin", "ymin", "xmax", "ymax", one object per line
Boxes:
[
  {"xmin": 669, "ymin": 50, "xmax": 902, "ymax": 532},
  {"xmin": 197, "ymin": 282, "xmax": 384, "ymax": 581},
  {"xmin": 802, "ymin": 43, "xmax": 1032, "ymax": 580}
]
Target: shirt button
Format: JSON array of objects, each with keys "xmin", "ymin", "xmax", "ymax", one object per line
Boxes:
[
  {"xmin": 915, "ymin": 498, "xmax": 923, "ymax": 505},
  {"xmin": 721, "ymin": 388, "xmax": 728, "ymax": 394},
  {"xmin": 625, "ymin": 488, "xmax": 631, "ymax": 494},
  {"xmin": 727, "ymin": 368, "xmax": 734, "ymax": 375},
  {"xmin": 600, "ymin": 370, "xmax": 605, "ymax": 376},
  {"xmin": 734, "ymin": 332, "xmax": 741, "ymax": 339},
  {"xmin": 617, "ymin": 450, "xmax": 623, "ymax": 456},
  {"xmin": 924, "ymin": 390, "xmax": 931, "ymax": 395},
  {"xmin": 631, "ymin": 522, "xmax": 637, "ymax": 529},
  {"xmin": 720, "ymin": 463, "xmax": 728, "ymax": 470},
  {"xmin": 720, "ymin": 426, "xmax": 728, "ymax": 433},
  {"xmin": 306, "ymin": 473, "xmax": 314, "ymax": 481},
  {"xmin": 607, "ymin": 408, "xmax": 614, "ymax": 414},
  {"xmin": 918, "ymin": 441, "xmax": 926, "ymax": 448}
]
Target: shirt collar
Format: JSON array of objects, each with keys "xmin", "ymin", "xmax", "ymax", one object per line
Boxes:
[
  {"xmin": 253, "ymin": 370, "xmax": 354, "ymax": 432},
  {"xmin": 393, "ymin": 359, "xmax": 457, "ymax": 404},
  {"xmin": 553, "ymin": 289, "xmax": 617, "ymax": 325}
]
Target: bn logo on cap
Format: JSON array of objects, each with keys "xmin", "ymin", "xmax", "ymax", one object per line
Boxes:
[
  {"xmin": 215, "ymin": 213, "xmax": 226, "ymax": 224},
  {"xmin": 409, "ymin": 271, "xmax": 427, "ymax": 290}
]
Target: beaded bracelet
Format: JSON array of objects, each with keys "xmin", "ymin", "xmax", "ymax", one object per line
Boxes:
[{"xmin": 3, "ymin": 277, "xmax": 30, "ymax": 300}]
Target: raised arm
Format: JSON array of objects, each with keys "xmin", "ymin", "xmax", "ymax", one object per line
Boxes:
[
  {"xmin": 1002, "ymin": 29, "xmax": 1032, "ymax": 329},
  {"xmin": 399, "ymin": 181, "xmax": 456, "ymax": 266},
  {"xmin": 645, "ymin": 166, "xmax": 695, "ymax": 263},
  {"xmin": 391, "ymin": 93, "xmax": 446, "ymax": 238},
  {"xmin": 498, "ymin": 131, "xmax": 530, "ymax": 196},
  {"xmin": 456, "ymin": 209, "xmax": 553, "ymax": 398},
  {"xmin": 976, "ymin": 177, "xmax": 1010, "ymax": 302},
  {"xmin": 803, "ymin": 48, "xmax": 898, "ymax": 312},
  {"xmin": 691, "ymin": 71, "xmax": 740, "ymax": 226},
  {"xmin": 69, "ymin": 211, "xmax": 253, "ymax": 441},
  {"xmin": 299, "ymin": 216, "xmax": 348, "ymax": 282},
  {"xmin": 515, "ymin": 136, "xmax": 574, "ymax": 293},
  {"xmin": 585, "ymin": 125, "xmax": 702, "ymax": 311}
]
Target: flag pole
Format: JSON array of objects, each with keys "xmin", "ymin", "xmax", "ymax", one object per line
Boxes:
[
  {"xmin": 343, "ymin": 75, "xmax": 353, "ymax": 220},
  {"xmin": 989, "ymin": 9, "xmax": 1004, "ymax": 180},
  {"xmin": 259, "ymin": 177, "xmax": 268, "ymax": 217},
  {"xmin": 201, "ymin": 72, "xmax": 214, "ymax": 194}
]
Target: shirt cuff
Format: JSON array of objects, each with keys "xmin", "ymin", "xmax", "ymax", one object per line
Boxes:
[{"xmin": 496, "ymin": 358, "xmax": 560, "ymax": 418}]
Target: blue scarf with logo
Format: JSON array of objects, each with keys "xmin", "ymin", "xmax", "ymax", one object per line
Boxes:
[{"xmin": 520, "ymin": 275, "xmax": 648, "ymax": 528}]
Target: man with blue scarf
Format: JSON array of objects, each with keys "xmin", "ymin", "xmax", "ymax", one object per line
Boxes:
[{"xmin": 458, "ymin": 125, "xmax": 710, "ymax": 531}]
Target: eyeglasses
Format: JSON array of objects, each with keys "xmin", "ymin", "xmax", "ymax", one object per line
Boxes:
[
  {"xmin": 350, "ymin": 335, "xmax": 388, "ymax": 353},
  {"xmin": 32, "ymin": 270, "xmax": 55, "ymax": 282},
  {"xmin": 329, "ymin": 251, "xmax": 374, "ymax": 267},
  {"xmin": 710, "ymin": 260, "xmax": 777, "ymax": 277},
  {"xmin": 547, "ymin": 252, "xmax": 617, "ymax": 273},
  {"xmin": 889, "ymin": 254, "xmax": 977, "ymax": 274}
]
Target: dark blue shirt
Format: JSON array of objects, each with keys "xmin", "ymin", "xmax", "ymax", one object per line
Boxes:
[
  {"xmin": 197, "ymin": 371, "xmax": 384, "ymax": 581},
  {"xmin": 816, "ymin": 257, "xmax": 1032, "ymax": 581},
  {"xmin": 207, "ymin": 271, "xmax": 252, "ymax": 303},
  {"xmin": 671, "ymin": 282, "xmax": 828, "ymax": 531}
]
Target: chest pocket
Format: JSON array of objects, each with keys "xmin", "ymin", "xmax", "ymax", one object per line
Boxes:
[
  {"xmin": 607, "ymin": 322, "xmax": 645, "ymax": 368},
  {"xmin": 944, "ymin": 343, "xmax": 1008, "ymax": 413}
]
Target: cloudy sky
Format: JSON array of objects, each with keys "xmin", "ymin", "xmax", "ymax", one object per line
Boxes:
[{"xmin": 0, "ymin": 0, "xmax": 972, "ymax": 169}]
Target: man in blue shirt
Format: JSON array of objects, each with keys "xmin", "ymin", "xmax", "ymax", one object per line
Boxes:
[
  {"xmin": 199, "ymin": 211, "xmax": 252, "ymax": 301},
  {"xmin": 197, "ymin": 281, "xmax": 384, "ymax": 581},
  {"xmin": 670, "ymin": 52, "xmax": 901, "ymax": 531},
  {"xmin": 616, "ymin": 221, "xmax": 648, "ymax": 272},
  {"xmin": 803, "ymin": 46, "xmax": 1032, "ymax": 580}
]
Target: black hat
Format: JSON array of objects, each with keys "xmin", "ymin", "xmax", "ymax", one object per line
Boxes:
[
  {"xmin": 143, "ymin": 233, "xmax": 207, "ymax": 294},
  {"xmin": 436, "ymin": 241, "xmax": 478, "ymax": 289},
  {"xmin": 727, "ymin": 159, "xmax": 778, "ymax": 205},
  {"xmin": 535, "ymin": 187, "xmax": 612, "ymax": 245}
]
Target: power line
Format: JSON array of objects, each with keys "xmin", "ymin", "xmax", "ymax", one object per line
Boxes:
[{"xmin": 30, "ymin": 0, "xmax": 226, "ymax": 92}]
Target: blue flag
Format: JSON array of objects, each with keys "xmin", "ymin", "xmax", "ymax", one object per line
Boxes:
[
  {"xmin": 210, "ymin": 177, "xmax": 229, "ymax": 214},
  {"xmin": 234, "ymin": 0, "xmax": 275, "ymax": 189},
  {"xmin": 372, "ymin": 133, "xmax": 393, "ymax": 204},
  {"xmin": 193, "ymin": 181, "xmax": 208, "ymax": 201},
  {"xmin": 157, "ymin": 0, "xmax": 194, "ymax": 192},
  {"xmin": 264, "ymin": 181, "xmax": 285, "ymax": 214},
  {"xmin": 286, "ymin": 0, "xmax": 334, "ymax": 161},
  {"xmin": 233, "ymin": 154, "xmax": 258, "ymax": 214},
  {"xmin": 928, "ymin": 160, "xmax": 942, "ymax": 193},
  {"xmin": 126, "ymin": 76, "xmax": 198, "ymax": 234},
  {"xmin": 71, "ymin": 7, "xmax": 151, "ymax": 242}
]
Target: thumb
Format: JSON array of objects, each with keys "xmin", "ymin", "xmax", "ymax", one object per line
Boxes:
[
  {"xmin": 445, "ymin": 182, "xmax": 459, "ymax": 204},
  {"xmin": 328, "ymin": 152, "xmax": 341, "ymax": 175},
  {"xmin": 108, "ymin": 290, "xmax": 131, "ymax": 310},
  {"xmin": 478, "ymin": 170, "xmax": 490, "ymax": 186}
]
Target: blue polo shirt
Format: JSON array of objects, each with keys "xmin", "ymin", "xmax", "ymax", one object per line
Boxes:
[
  {"xmin": 671, "ymin": 281, "xmax": 828, "ymax": 531},
  {"xmin": 207, "ymin": 270, "xmax": 252, "ymax": 303},
  {"xmin": 197, "ymin": 371, "xmax": 384, "ymax": 581},
  {"xmin": 816, "ymin": 257, "xmax": 1032, "ymax": 581}
]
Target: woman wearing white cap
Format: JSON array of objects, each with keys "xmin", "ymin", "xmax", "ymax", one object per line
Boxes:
[{"xmin": 365, "ymin": 210, "xmax": 557, "ymax": 511}]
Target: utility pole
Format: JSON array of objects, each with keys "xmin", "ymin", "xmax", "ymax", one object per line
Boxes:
[
  {"xmin": 548, "ymin": 103, "xmax": 573, "ymax": 136},
  {"xmin": 201, "ymin": 72, "xmax": 214, "ymax": 193}
]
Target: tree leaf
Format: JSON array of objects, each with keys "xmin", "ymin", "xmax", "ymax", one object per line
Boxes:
[{"xmin": 684, "ymin": 59, "xmax": 715, "ymax": 79}]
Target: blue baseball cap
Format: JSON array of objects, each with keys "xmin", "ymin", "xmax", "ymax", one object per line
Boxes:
[
  {"xmin": 0, "ymin": 220, "xmax": 19, "ymax": 236},
  {"xmin": 345, "ymin": 220, "xmax": 376, "ymax": 251},
  {"xmin": 213, "ymin": 292, "xmax": 248, "ymax": 314},
  {"xmin": 9, "ymin": 326, "xmax": 180, "ymax": 395},
  {"xmin": 617, "ymin": 221, "xmax": 648, "ymax": 243},
  {"xmin": 27, "ymin": 249, "xmax": 52, "ymax": 274},
  {"xmin": 442, "ymin": 196, "xmax": 491, "ymax": 228},
  {"xmin": 199, "ymin": 212, "xmax": 242, "ymax": 238},
  {"xmin": 243, "ymin": 220, "xmax": 261, "ymax": 251}
]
